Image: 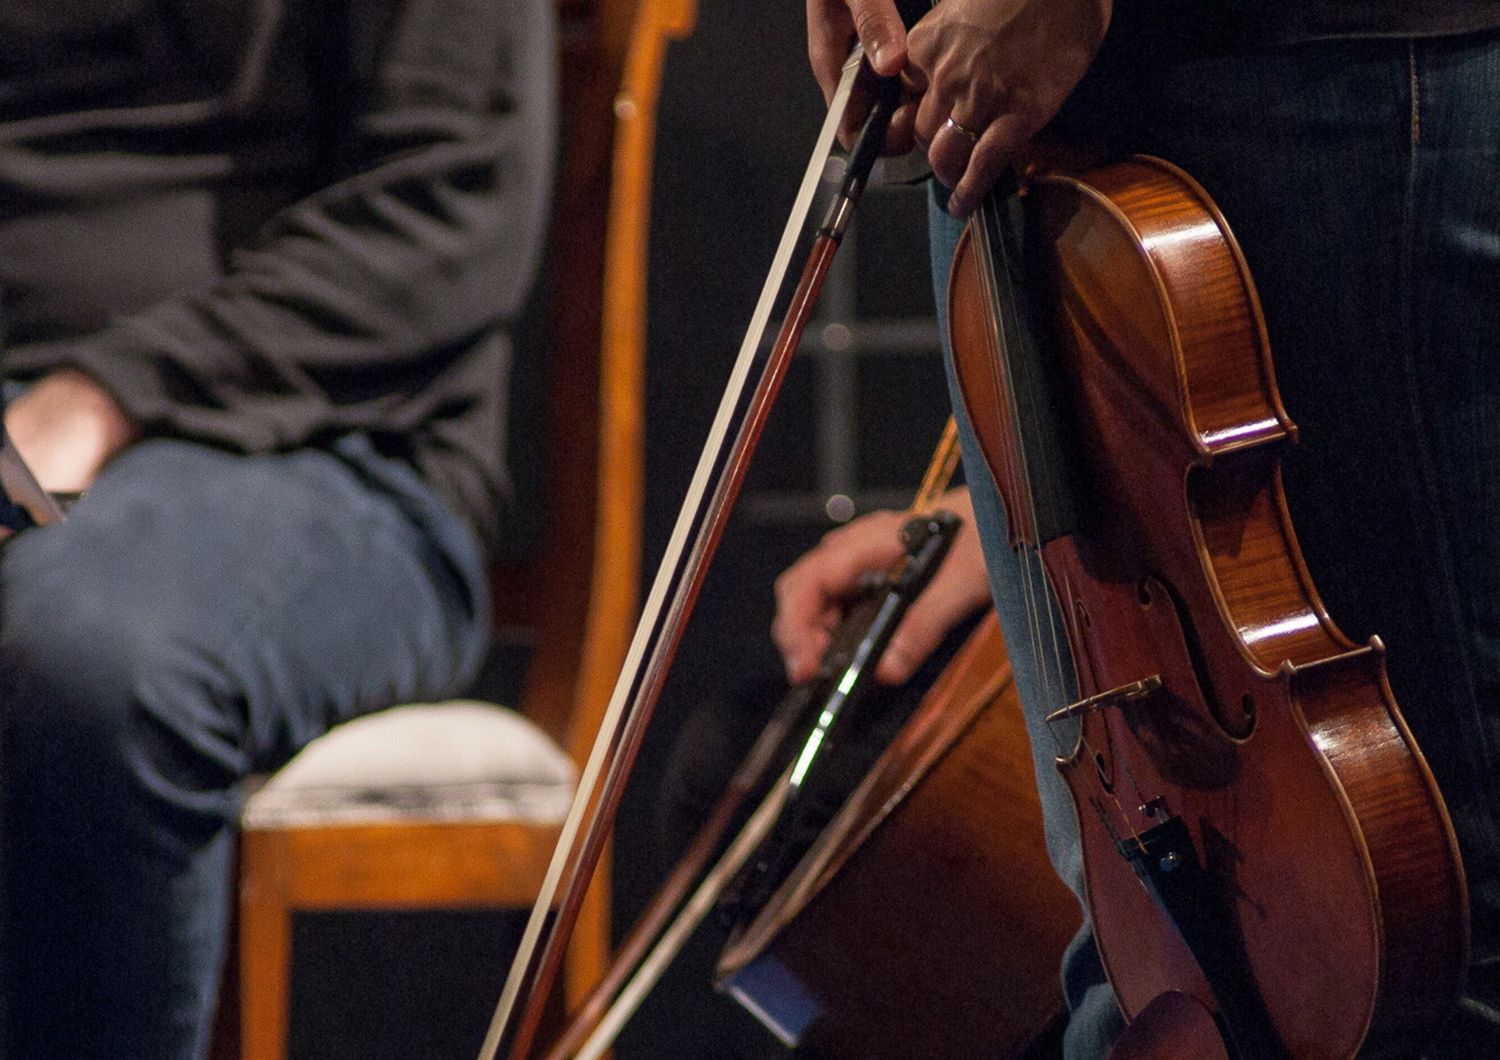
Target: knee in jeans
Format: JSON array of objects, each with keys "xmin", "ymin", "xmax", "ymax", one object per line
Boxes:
[{"xmin": 0, "ymin": 599, "xmax": 242, "ymax": 833}]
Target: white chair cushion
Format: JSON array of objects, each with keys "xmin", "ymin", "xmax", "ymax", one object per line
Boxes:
[{"xmin": 241, "ymin": 701, "xmax": 576, "ymax": 829}]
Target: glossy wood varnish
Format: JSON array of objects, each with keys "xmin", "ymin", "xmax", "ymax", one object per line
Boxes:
[{"xmin": 948, "ymin": 157, "xmax": 1468, "ymax": 1058}]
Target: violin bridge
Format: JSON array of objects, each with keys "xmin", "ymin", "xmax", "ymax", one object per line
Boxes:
[{"xmin": 1045, "ymin": 675, "xmax": 1163, "ymax": 724}]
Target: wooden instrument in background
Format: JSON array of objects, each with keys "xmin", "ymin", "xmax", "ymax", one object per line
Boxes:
[{"xmin": 717, "ymin": 611, "xmax": 1079, "ymax": 1059}]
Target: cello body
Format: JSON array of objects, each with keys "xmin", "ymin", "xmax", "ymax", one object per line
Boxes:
[
  {"xmin": 714, "ymin": 614, "xmax": 1078, "ymax": 1059},
  {"xmin": 947, "ymin": 156, "xmax": 1468, "ymax": 1057}
]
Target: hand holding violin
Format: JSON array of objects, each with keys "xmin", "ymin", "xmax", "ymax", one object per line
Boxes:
[{"xmin": 805, "ymin": 0, "xmax": 1112, "ymax": 216}]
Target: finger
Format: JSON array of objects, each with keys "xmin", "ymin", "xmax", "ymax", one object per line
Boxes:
[
  {"xmin": 807, "ymin": 0, "xmax": 856, "ymax": 105},
  {"xmin": 771, "ymin": 512, "xmax": 908, "ymax": 681},
  {"xmin": 911, "ymin": 81, "xmax": 955, "ymax": 149},
  {"xmin": 778, "ymin": 609, "xmax": 836, "ymax": 686},
  {"xmin": 837, "ymin": 48, "xmax": 906, "ymax": 152},
  {"xmin": 771, "ymin": 517, "xmax": 907, "ymax": 657},
  {"xmin": 838, "ymin": 62, "xmax": 890, "ymax": 151},
  {"xmin": 876, "ymin": 590, "xmax": 986, "ymax": 684},
  {"xmin": 882, "ymin": 100, "xmax": 918, "ymax": 157},
  {"xmin": 815, "ymin": 509, "xmax": 910, "ymax": 574},
  {"xmin": 927, "ymin": 115, "xmax": 980, "ymax": 189},
  {"xmin": 847, "ymin": 0, "xmax": 908, "ymax": 75},
  {"xmin": 875, "ymin": 540, "xmax": 990, "ymax": 685},
  {"xmin": 772, "ymin": 561, "xmax": 846, "ymax": 683},
  {"xmin": 876, "ymin": 74, "xmax": 924, "ymax": 155},
  {"xmin": 947, "ymin": 112, "xmax": 1032, "ymax": 218}
]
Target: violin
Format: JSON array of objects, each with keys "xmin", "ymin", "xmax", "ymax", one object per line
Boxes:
[{"xmin": 946, "ymin": 155, "xmax": 1469, "ymax": 1055}]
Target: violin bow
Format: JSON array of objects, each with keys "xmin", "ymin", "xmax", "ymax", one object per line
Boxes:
[
  {"xmin": 482, "ymin": 47, "xmax": 902, "ymax": 1060},
  {"xmin": 548, "ymin": 418, "xmax": 963, "ymax": 1059}
]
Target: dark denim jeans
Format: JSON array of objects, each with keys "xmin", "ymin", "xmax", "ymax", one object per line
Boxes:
[
  {"xmin": 930, "ymin": 27, "xmax": 1500, "ymax": 1058},
  {"xmin": 0, "ymin": 435, "xmax": 490, "ymax": 1057}
]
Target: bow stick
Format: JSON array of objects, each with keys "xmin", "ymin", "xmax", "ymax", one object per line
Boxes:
[{"xmin": 483, "ymin": 47, "xmax": 902, "ymax": 1059}]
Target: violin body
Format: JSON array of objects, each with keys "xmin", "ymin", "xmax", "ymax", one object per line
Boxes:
[{"xmin": 948, "ymin": 156, "xmax": 1468, "ymax": 1057}]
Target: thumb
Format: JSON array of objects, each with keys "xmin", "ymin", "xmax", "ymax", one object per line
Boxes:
[
  {"xmin": 876, "ymin": 590, "xmax": 983, "ymax": 685},
  {"xmin": 874, "ymin": 527, "xmax": 990, "ymax": 684},
  {"xmin": 847, "ymin": 0, "xmax": 908, "ymax": 76}
]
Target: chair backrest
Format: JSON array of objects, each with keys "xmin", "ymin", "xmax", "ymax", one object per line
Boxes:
[{"xmin": 492, "ymin": 0, "xmax": 696, "ymax": 768}]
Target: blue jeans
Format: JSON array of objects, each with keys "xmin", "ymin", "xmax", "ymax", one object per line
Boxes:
[
  {"xmin": 930, "ymin": 26, "xmax": 1500, "ymax": 1057},
  {"xmin": 0, "ymin": 435, "xmax": 490, "ymax": 1058}
]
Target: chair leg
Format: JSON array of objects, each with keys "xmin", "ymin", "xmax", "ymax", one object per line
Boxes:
[
  {"xmin": 566, "ymin": 840, "xmax": 613, "ymax": 1015},
  {"xmin": 240, "ymin": 830, "xmax": 294, "ymax": 1060},
  {"xmin": 209, "ymin": 854, "xmax": 243, "ymax": 1060}
]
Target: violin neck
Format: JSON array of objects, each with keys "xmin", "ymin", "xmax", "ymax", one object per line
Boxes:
[{"xmin": 972, "ymin": 189, "xmax": 1087, "ymax": 545}]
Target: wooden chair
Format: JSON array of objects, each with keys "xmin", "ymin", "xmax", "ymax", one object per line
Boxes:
[{"xmin": 234, "ymin": 0, "xmax": 696, "ymax": 1054}]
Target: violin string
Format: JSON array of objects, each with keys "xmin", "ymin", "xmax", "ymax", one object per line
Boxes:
[
  {"xmin": 976, "ymin": 185, "xmax": 1144, "ymax": 845},
  {"xmin": 989, "ymin": 191, "xmax": 1077, "ymax": 739},
  {"xmin": 1089, "ymin": 795, "xmax": 1123, "ymax": 846},
  {"xmin": 974, "ymin": 202, "xmax": 1065, "ymax": 757},
  {"xmin": 969, "ymin": 201, "xmax": 1042, "ymax": 668},
  {"xmin": 1114, "ymin": 735, "xmax": 1152, "ymax": 807},
  {"xmin": 1078, "ymin": 728, "xmax": 1149, "ymax": 853},
  {"xmin": 1116, "ymin": 755, "xmax": 1153, "ymax": 854},
  {"xmin": 1084, "ymin": 771, "xmax": 1148, "ymax": 857},
  {"xmin": 995, "ymin": 188, "xmax": 1076, "ymax": 732},
  {"xmin": 997, "ymin": 185, "xmax": 1157, "ymax": 845},
  {"xmin": 992, "ymin": 228, "xmax": 1071, "ymax": 725},
  {"xmin": 969, "ymin": 204, "xmax": 1051, "ymax": 733},
  {"xmin": 971, "ymin": 194, "xmax": 1068, "ymax": 757}
]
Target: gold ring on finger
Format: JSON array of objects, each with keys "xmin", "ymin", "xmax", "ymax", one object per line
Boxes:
[{"xmin": 943, "ymin": 116, "xmax": 980, "ymax": 144}]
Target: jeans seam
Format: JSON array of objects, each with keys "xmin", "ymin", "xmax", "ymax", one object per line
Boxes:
[{"xmin": 1409, "ymin": 42, "xmax": 1421, "ymax": 145}]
